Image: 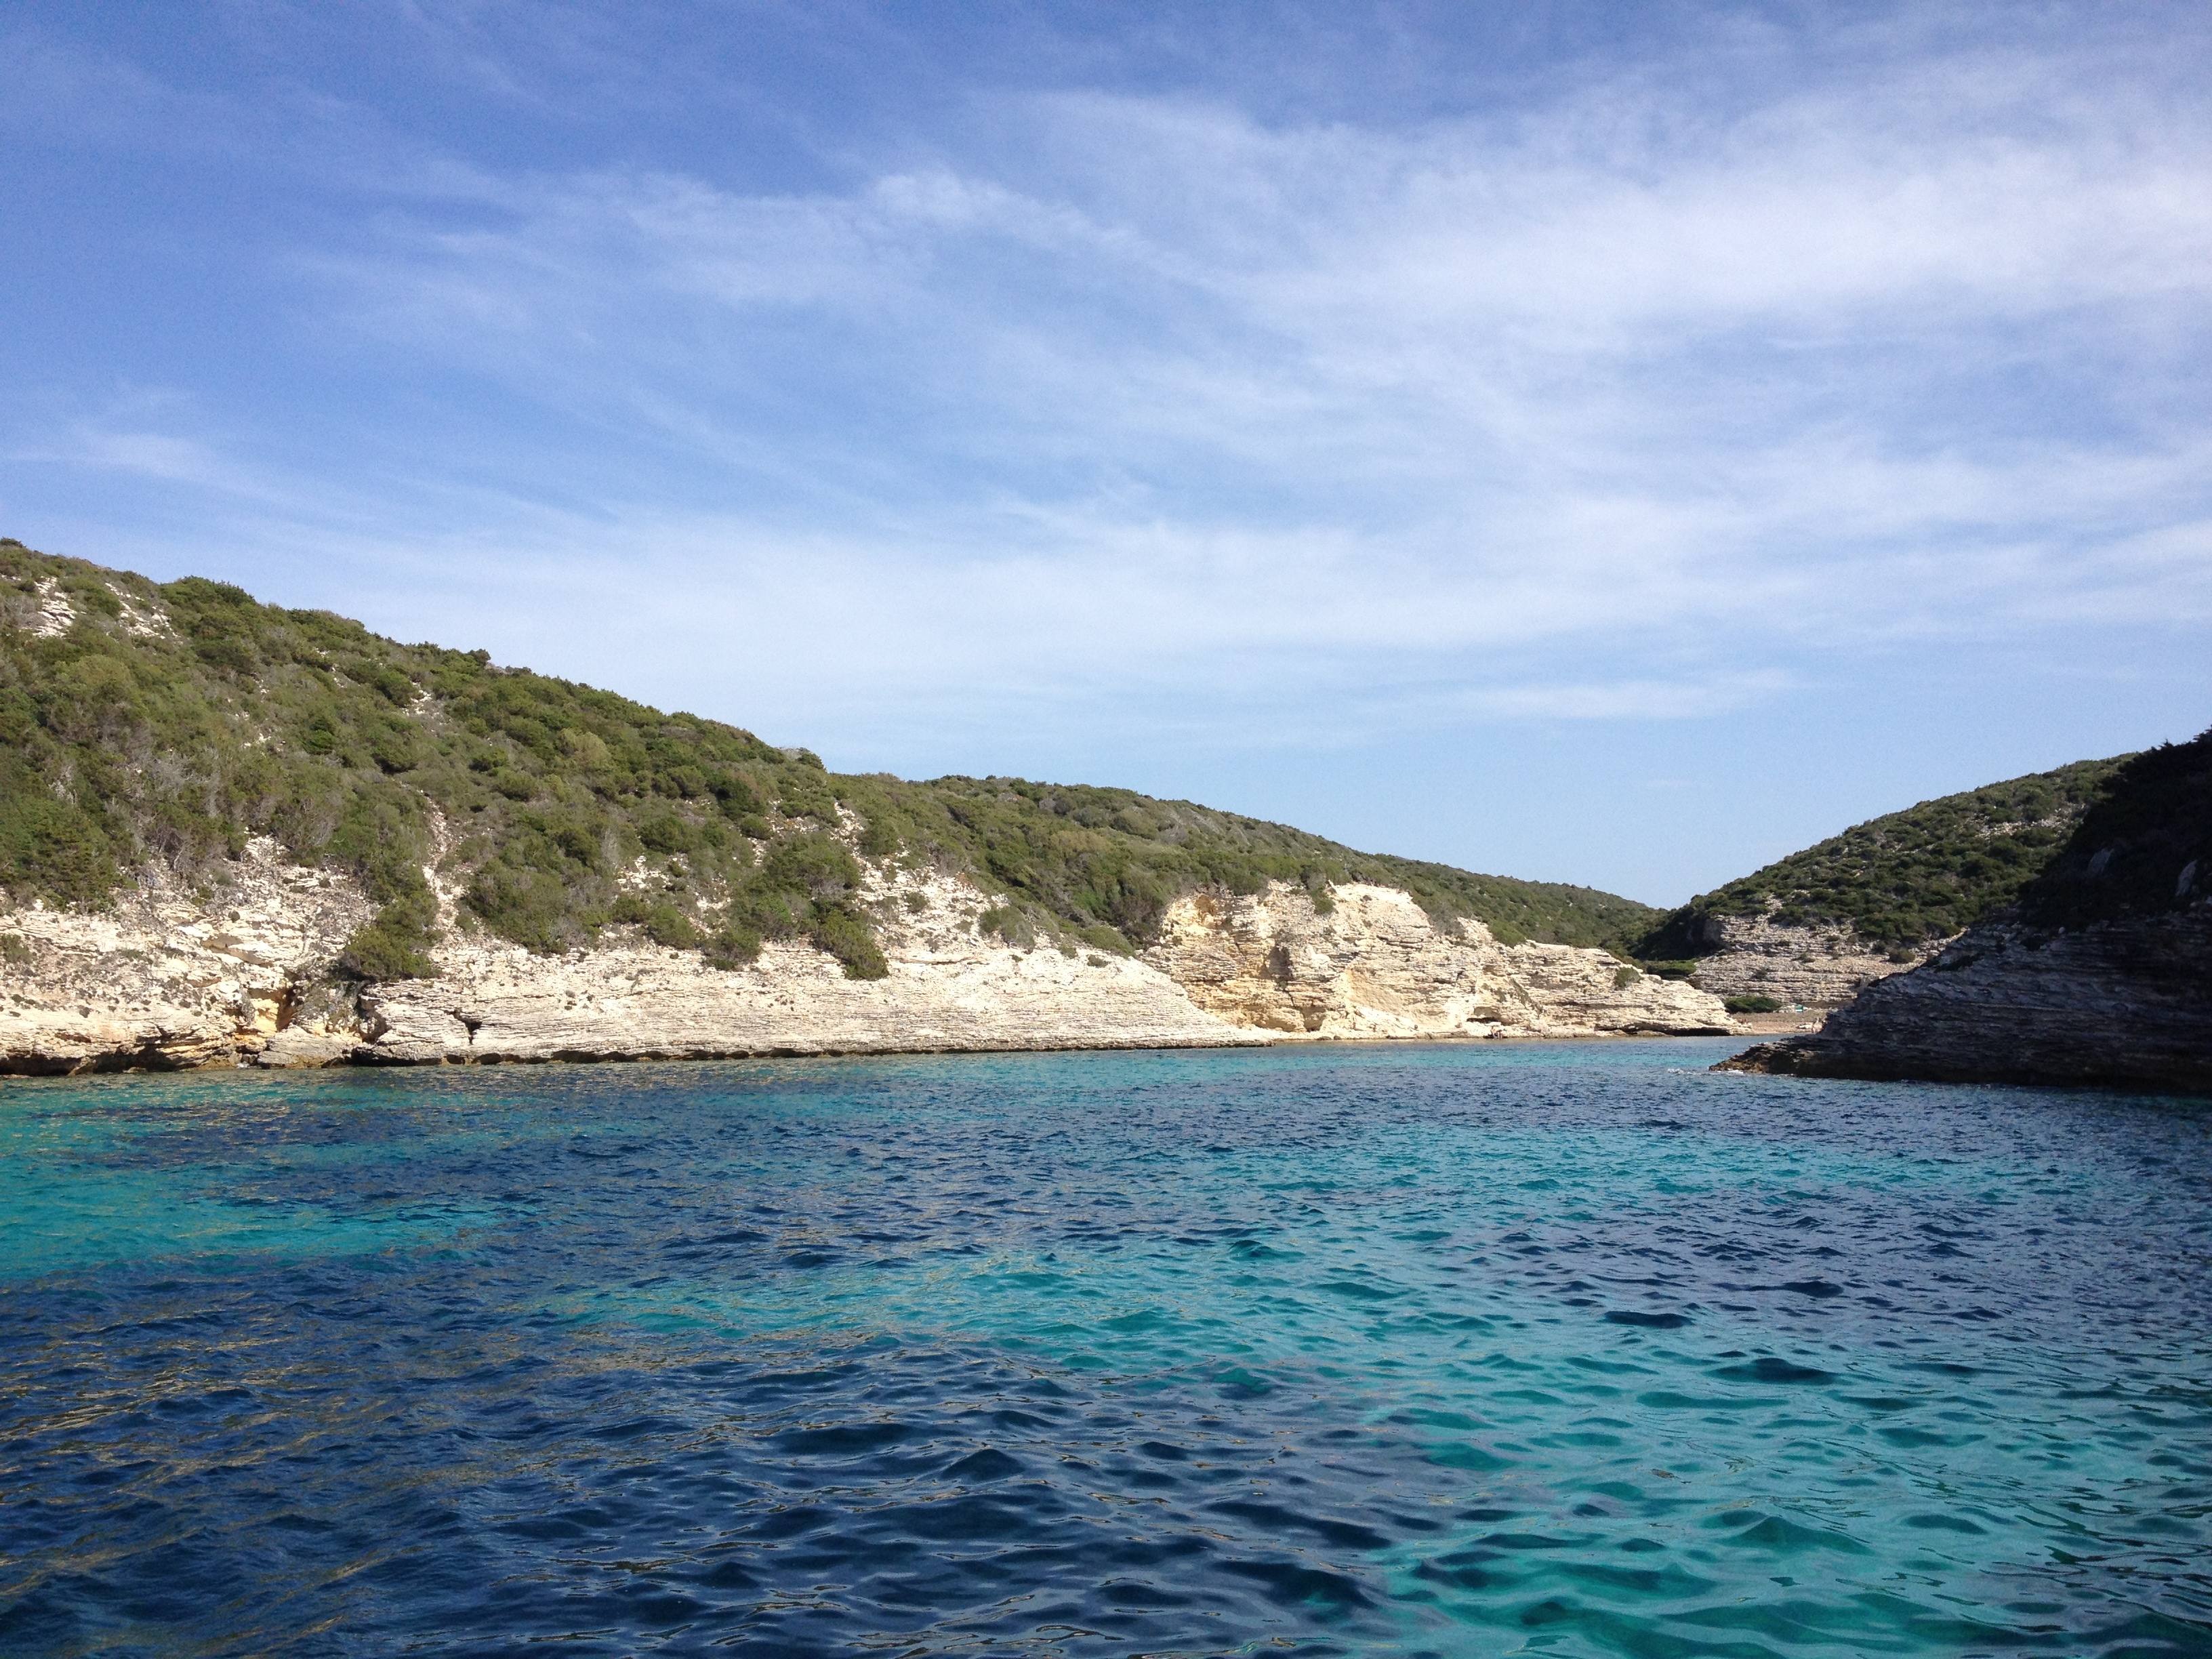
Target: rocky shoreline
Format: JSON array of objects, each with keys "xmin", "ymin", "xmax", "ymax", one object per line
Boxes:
[
  {"xmin": 0, "ymin": 843, "xmax": 1733, "ymax": 1076},
  {"xmin": 1718, "ymin": 903, "xmax": 2212, "ymax": 1096}
]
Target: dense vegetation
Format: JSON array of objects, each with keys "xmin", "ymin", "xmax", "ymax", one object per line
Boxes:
[
  {"xmin": 2015, "ymin": 728, "xmax": 2211, "ymax": 932},
  {"xmin": 1635, "ymin": 756, "xmax": 2128, "ymax": 957},
  {"xmin": 0, "ymin": 541, "xmax": 1661, "ymax": 979}
]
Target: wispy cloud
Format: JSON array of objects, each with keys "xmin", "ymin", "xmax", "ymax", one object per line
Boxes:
[
  {"xmin": 4, "ymin": 5, "xmax": 2207, "ymax": 778},
  {"xmin": 262, "ymin": 17, "xmax": 2207, "ymax": 741}
]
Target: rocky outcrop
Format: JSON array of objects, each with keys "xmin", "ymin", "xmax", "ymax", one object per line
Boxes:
[
  {"xmin": 1719, "ymin": 904, "xmax": 2212, "ymax": 1094},
  {"xmin": 0, "ymin": 856, "xmax": 1256, "ymax": 1071},
  {"xmin": 0, "ymin": 838, "xmax": 372, "ymax": 1072},
  {"xmin": 1145, "ymin": 882, "xmax": 1731, "ymax": 1038},
  {"xmin": 0, "ymin": 1006, "xmax": 242, "ymax": 1076},
  {"xmin": 1, "ymin": 861, "xmax": 1731, "ymax": 1074},
  {"xmin": 1721, "ymin": 729, "xmax": 2212, "ymax": 1095},
  {"xmin": 354, "ymin": 865, "xmax": 1257, "ymax": 1063},
  {"xmin": 1679, "ymin": 913, "xmax": 1935, "ymax": 1009}
]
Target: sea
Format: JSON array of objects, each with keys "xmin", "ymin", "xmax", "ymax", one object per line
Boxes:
[{"xmin": 2, "ymin": 1039, "xmax": 2209, "ymax": 1658}]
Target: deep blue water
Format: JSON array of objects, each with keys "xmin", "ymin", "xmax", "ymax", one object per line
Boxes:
[{"xmin": 3, "ymin": 1040, "xmax": 2210, "ymax": 1658}]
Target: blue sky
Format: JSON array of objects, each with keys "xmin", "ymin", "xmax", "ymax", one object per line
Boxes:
[{"xmin": 3, "ymin": 1, "xmax": 2207, "ymax": 905}]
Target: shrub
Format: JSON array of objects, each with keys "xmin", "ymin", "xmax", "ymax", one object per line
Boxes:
[
  {"xmin": 1612, "ymin": 964, "xmax": 1641, "ymax": 989},
  {"xmin": 764, "ymin": 833, "xmax": 860, "ymax": 899},
  {"xmin": 857, "ymin": 811, "xmax": 903, "ymax": 857},
  {"xmin": 637, "ymin": 811, "xmax": 699, "ymax": 855},
  {"xmin": 614, "ymin": 893, "xmax": 700, "ymax": 948},
  {"xmin": 776, "ymin": 771, "xmax": 838, "ymax": 822},
  {"xmin": 465, "ymin": 865, "xmax": 572, "ymax": 952},
  {"xmin": 337, "ymin": 916, "xmax": 437, "ymax": 980},
  {"xmin": 703, "ymin": 924, "xmax": 762, "ymax": 968},
  {"xmin": 1724, "ymin": 994, "xmax": 1783, "ymax": 1014},
  {"xmin": 811, "ymin": 905, "xmax": 888, "ymax": 979},
  {"xmin": 337, "ymin": 879, "xmax": 441, "ymax": 981},
  {"xmin": 0, "ymin": 762, "xmax": 115, "ymax": 906},
  {"xmin": 1078, "ymin": 922, "xmax": 1133, "ymax": 956}
]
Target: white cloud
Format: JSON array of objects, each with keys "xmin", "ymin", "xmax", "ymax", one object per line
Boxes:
[{"xmin": 12, "ymin": 9, "xmax": 2207, "ymax": 753}]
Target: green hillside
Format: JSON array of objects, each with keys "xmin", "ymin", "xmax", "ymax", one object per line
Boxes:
[
  {"xmin": 2014, "ymin": 728, "xmax": 2211, "ymax": 931},
  {"xmin": 0, "ymin": 540, "xmax": 1659, "ymax": 981},
  {"xmin": 1637, "ymin": 756, "xmax": 2128, "ymax": 958}
]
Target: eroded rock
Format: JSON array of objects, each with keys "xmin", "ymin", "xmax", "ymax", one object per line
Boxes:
[
  {"xmin": 1717, "ymin": 905, "xmax": 2212, "ymax": 1094},
  {"xmin": 1144, "ymin": 882, "xmax": 1732, "ymax": 1039},
  {"xmin": 1681, "ymin": 914, "xmax": 1937, "ymax": 1009}
]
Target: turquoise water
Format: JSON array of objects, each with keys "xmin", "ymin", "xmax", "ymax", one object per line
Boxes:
[{"xmin": 2, "ymin": 1040, "xmax": 2209, "ymax": 1656}]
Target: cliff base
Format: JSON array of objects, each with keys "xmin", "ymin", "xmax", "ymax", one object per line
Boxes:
[{"xmin": 1718, "ymin": 907, "xmax": 2212, "ymax": 1095}]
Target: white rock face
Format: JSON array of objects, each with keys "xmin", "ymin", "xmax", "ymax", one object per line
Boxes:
[
  {"xmin": 0, "ymin": 838, "xmax": 372, "ymax": 1073},
  {"xmin": 1, "ymin": 863, "xmax": 1729, "ymax": 1073},
  {"xmin": 360, "ymin": 867, "xmax": 1254, "ymax": 1062},
  {"xmin": 1681, "ymin": 914, "xmax": 1936, "ymax": 1008},
  {"xmin": 1145, "ymin": 882, "xmax": 1732, "ymax": 1039},
  {"xmin": 28, "ymin": 579, "xmax": 75, "ymax": 639}
]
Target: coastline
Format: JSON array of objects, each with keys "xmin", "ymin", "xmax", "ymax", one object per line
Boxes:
[
  {"xmin": 1, "ymin": 865, "xmax": 1736, "ymax": 1077},
  {"xmin": 0, "ymin": 1025, "xmax": 1750, "ymax": 1084}
]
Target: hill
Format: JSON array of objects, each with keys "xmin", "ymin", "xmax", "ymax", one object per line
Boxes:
[
  {"xmin": 1635, "ymin": 756, "xmax": 2127, "ymax": 962},
  {"xmin": 1720, "ymin": 726, "xmax": 2211, "ymax": 1094},
  {"xmin": 0, "ymin": 539, "xmax": 1660, "ymax": 983}
]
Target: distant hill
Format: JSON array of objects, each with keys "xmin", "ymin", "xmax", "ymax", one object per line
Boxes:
[
  {"xmin": 1637, "ymin": 755, "xmax": 2128, "ymax": 960},
  {"xmin": 0, "ymin": 539, "xmax": 1660, "ymax": 981}
]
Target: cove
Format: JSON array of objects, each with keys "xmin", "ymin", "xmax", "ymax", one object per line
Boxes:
[{"xmin": 3, "ymin": 1040, "xmax": 2209, "ymax": 1656}]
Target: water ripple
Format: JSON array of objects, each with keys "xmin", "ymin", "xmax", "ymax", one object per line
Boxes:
[{"xmin": 1, "ymin": 1041, "xmax": 2209, "ymax": 1656}]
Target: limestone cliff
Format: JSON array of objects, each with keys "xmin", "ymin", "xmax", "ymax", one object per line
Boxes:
[
  {"xmin": 1147, "ymin": 882, "xmax": 1729, "ymax": 1039},
  {"xmin": 1, "ymin": 861, "xmax": 1729, "ymax": 1073},
  {"xmin": 1675, "ymin": 913, "xmax": 1935, "ymax": 1010},
  {"xmin": 352, "ymin": 863, "xmax": 1256, "ymax": 1065},
  {"xmin": 0, "ymin": 838, "xmax": 371, "ymax": 1073}
]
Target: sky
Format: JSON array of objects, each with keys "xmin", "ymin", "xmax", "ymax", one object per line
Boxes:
[{"xmin": 2, "ymin": 1, "xmax": 2207, "ymax": 906}]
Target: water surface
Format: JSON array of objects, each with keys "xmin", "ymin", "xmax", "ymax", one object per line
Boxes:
[{"xmin": 3, "ymin": 1040, "xmax": 2209, "ymax": 1656}]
